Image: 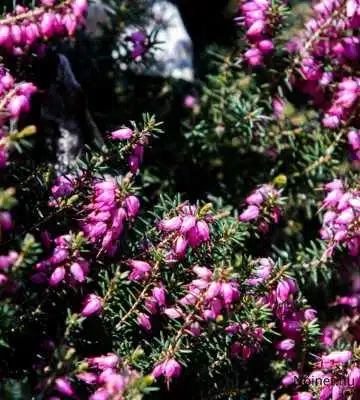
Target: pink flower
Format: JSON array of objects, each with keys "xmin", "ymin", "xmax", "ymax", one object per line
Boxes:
[
  {"xmin": 247, "ymin": 20, "xmax": 265, "ymax": 36},
  {"xmin": 55, "ymin": 377, "xmax": 74, "ymax": 396},
  {"xmin": 163, "ymin": 359, "xmax": 182, "ymax": 378},
  {"xmin": 180, "ymin": 215, "xmax": 196, "ymax": 233},
  {"xmin": 111, "ymin": 127, "xmax": 133, "ymax": 140},
  {"xmin": 277, "ymin": 339, "xmax": 295, "ymax": 351},
  {"xmin": 49, "ymin": 266, "xmax": 65, "ymax": 286},
  {"xmin": 152, "ymin": 285, "xmax": 166, "ymax": 306},
  {"xmin": 348, "ymin": 367, "xmax": 360, "ymax": 387},
  {"xmin": 8, "ymin": 95, "xmax": 30, "ymax": 118},
  {"xmin": 304, "ymin": 308, "xmax": 317, "ymax": 321},
  {"xmin": 159, "ymin": 216, "xmax": 182, "ymax": 232},
  {"xmin": 336, "ymin": 207, "xmax": 354, "ymax": 224},
  {"xmin": 0, "ymin": 26, "xmax": 11, "ymax": 46},
  {"xmin": 88, "ymin": 353, "xmax": 119, "ymax": 369},
  {"xmin": 193, "ymin": 266, "xmax": 212, "ymax": 280},
  {"xmin": 276, "ymin": 280, "xmax": 291, "ymax": 302},
  {"xmin": 72, "ymin": 0, "xmax": 88, "ymax": 17},
  {"xmin": 70, "ymin": 262, "xmax": 85, "ymax": 282},
  {"xmin": 128, "ymin": 260, "xmax": 151, "ymax": 281},
  {"xmin": 164, "ymin": 307, "xmax": 183, "ymax": 319},
  {"xmin": 239, "ymin": 205, "xmax": 260, "ymax": 221},
  {"xmin": 123, "ymin": 195, "xmax": 140, "ymax": 217},
  {"xmin": 320, "ymin": 350, "xmax": 352, "ymax": 368},
  {"xmin": 137, "ymin": 313, "xmax": 151, "ymax": 330},
  {"xmin": 81, "ymin": 294, "xmax": 103, "ymax": 316},
  {"xmin": 282, "ymin": 371, "xmax": 299, "ymax": 385},
  {"xmin": 174, "ymin": 235, "xmax": 188, "ymax": 257},
  {"xmin": 184, "ymin": 95, "xmax": 197, "ymax": 109},
  {"xmin": 196, "ymin": 220, "xmax": 210, "ymax": 241}
]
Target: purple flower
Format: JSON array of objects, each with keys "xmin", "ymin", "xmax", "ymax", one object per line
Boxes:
[
  {"xmin": 137, "ymin": 312, "xmax": 151, "ymax": 330},
  {"xmin": 277, "ymin": 339, "xmax": 295, "ymax": 351},
  {"xmin": 111, "ymin": 127, "xmax": 133, "ymax": 140},
  {"xmin": 81, "ymin": 294, "xmax": 103, "ymax": 317},
  {"xmin": 164, "ymin": 359, "xmax": 182, "ymax": 378},
  {"xmin": 239, "ymin": 205, "xmax": 260, "ymax": 221},
  {"xmin": 55, "ymin": 377, "xmax": 74, "ymax": 396},
  {"xmin": 49, "ymin": 266, "xmax": 65, "ymax": 286}
]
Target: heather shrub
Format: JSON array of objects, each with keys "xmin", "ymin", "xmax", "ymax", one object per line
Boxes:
[{"xmin": 0, "ymin": 1, "xmax": 359, "ymax": 399}]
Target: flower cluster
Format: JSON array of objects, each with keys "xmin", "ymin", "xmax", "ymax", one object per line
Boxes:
[
  {"xmin": 287, "ymin": 0, "xmax": 360, "ymax": 128},
  {"xmin": 227, "ymin": 323, "xmax": 265, "ymax": 359},
  {"xmin": 177, "ymin": 266, "xmax": 240, "ymax": 320},
  {"xmin": 32, "ymin": 234, "xmax": 89, "ymax": 286},
  {"xmin": 322, "ymin": 78, "xmax": 360, "ymax": 129},
  {"xmin": 158, "ymin": 204, "xmax": 211, "ymax": 259},
  {"xmin": 0, "ymin": 69, "xmax": 37, "ymax": 167},
  {"xmin": 110, "ymin": 126, "xmax": 149, "ymax": 173},
  {"xmin": 49, "ymin": 174, "xmax": 76, "ymax": 206},
  {"xmin": 282, "ymin": 349, "xmax": 360, "ymax": 399},
  {"xmin": 320, "ymin": 178, "xmax": 360, "ymax": 257},
  {"xmin": 71, "ymin": 353, "xmax": 141, "ymax": 399},
  {"xmin": 239, "ymin": 183, "xmax": 282, "ymax": 232},
  {"xmin": 0, "ymin": 0, "xmax": 88, "ymax": 55},
  {"xmin": 151, "ymin": 358, "xmax": 182, "ymax": 382},
  {"xmin": 236, "ymin": 0, "xmax": 284, "ymax": 66},
  {"xmin": 83, "ymin": 178, "xmax": 140, "ymax": 255}
]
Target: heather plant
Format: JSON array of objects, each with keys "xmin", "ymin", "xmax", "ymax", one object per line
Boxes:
[{"xmin": 0, "ymin": 0, "xmax": 359, "ymax": 399}]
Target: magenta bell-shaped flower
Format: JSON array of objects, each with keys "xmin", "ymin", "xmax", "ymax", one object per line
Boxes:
[
  {"xmin": 348, "ymin": 367, "xmax": 360, "ymax": 387},
  {"xmin": 128, "ymin": 260, "xmax": 151, "ymax": 281},
  {"xmin": 49, "ymin": 266, "xmax": 65, "ymax": 286},
  {"xmin": 55, "ymin": 377, "xmax": 74, "ymax": 396},
  {"xmin": 196, "ymin": 220, "xmax": 210, "ymax": 241},
  {"xmin": 164, "ymin": 307, "xmax": 183, "ymax": 319},
  {"xmin": 8, "ymin": 94, "xmax": 30, "ymax": 118},
  {"xmin": 137, "ymin": 312, "xmax": 151, "ymax": 330},
  {"xmin": 123, "ymin": 195, "xmax": 140, "ymax": 217},
  {"xmin": 152, "ymin": 285, "xmax": 166, "ymax": 306},
  {"xmin": 174, "ymin": 235, "xmax": 188, "ymax": 257},
  {"xmin": 239, "ymin": 205, "xmax": 260, "ymax": 221},
  {"xmin": 164, "ymin": 359, "xmax": 182, "ymax": 378},
  {"xmin": 277, "ymin": 338, "xmax": 295, "ymax": 351},
  {"xmin": 159, "ymin": 216, "xmax": 182, "ymax": 232},
  {"xmin": 0, "ymin": 26, "xmax": 11, "ymax": 47},
  {"xmin": 88, "ymin": 353, "xmax": 119, "ymax": 369},
  {"xmin": 81, "ymin": 294, "xmax": 103, "ymax": 316},
  {"xmin": 180, "ymin": 215, "xmax": 196, "ymax": 233},
  {"xmin": 111, "ymin": 127, "xmax": 133, "ymax": 140},
  {"xmin": 304, "ymin": 308, "xmax": 317, "ymax": 321},
  {"xmin": 321, "ymin": 350, "xmax": 352, "ymax": 368},
  {"xmin": 282, "ymin": 371, "xmax": 299, "ymax": 385},
  {"xmin": 276, "ymin": 280, "xmax": 291, "ymax": 302}
]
